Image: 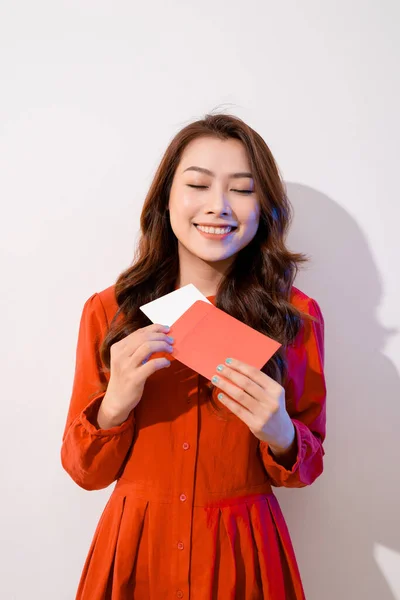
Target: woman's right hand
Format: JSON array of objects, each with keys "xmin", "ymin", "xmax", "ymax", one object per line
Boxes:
[{"xmin": 96, "ymin": 323, "xmax": 174, "ymax": 429}]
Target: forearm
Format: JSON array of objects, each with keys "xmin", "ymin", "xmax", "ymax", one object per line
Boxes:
[
  {"xmin": 96, "ymin": 393, "xmax": 132, "ymax": 429},
  {"xmin": 259, "ymin": 419, "xmax": 324, "ymax": 488},
  {"xmin": 268, "ymin": 422, "xmax": 298, "ymax": 470},
  {"xmin": 61, "ymin": 394, "xmax": 135, "ymax": 490}
]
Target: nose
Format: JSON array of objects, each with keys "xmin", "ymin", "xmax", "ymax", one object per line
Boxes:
[{"xmin": 205, "ymin": 189, "xmax": 232, "ymax": 216}]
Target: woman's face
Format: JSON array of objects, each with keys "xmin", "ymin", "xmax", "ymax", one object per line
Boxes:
[{"xmin": 168, "ymin": 136, "xmax": 260, "ymax": 265}]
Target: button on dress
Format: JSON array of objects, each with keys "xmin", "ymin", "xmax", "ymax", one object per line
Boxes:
[{"xmin": 61, "ymin": 285, "xmax": 326, "ymax": 599}]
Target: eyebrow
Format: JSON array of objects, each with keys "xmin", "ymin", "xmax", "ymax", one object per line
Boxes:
[{"xmin": 183, "ymin": 166, "xmax": 253, "ymax": 179}]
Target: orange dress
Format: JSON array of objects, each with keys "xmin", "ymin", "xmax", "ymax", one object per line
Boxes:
[{"xmin": 61, "ymin": 285, "xmax": 326, "ymax": 600}]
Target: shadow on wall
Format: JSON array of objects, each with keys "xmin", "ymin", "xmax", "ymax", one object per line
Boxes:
[{"xmin": 276, "ymin": 183, "xmax": 400, "ymax": 600}]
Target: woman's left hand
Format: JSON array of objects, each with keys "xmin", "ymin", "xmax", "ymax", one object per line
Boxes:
[{"xmin": 212, "ymin": 357, "xmax": 296, "ymax": 455}]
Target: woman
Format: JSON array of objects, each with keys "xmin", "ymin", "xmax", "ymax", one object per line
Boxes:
[{"xmin": 61, "ymin": 113, "xmax": 326, "ymax": 599}]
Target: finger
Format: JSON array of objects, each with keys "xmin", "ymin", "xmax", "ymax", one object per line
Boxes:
[
  {"xmin": 126, "ymin": 331, "xmax": 174, "ymax": 357},
  {"xmin": 122, "ymin": 322, "xmax": 170, "ymax": 343},
  {"xmin": 140, "ymin": 356, "xmax": 171, "ymax": 376},
  {"xmin": 212, "ymin": 376, "xmax": 258, "ymax": 413},
  {"xmin": 216, "ymin": 392, "xmax": 258, "ymax": 429},
  {"xmin": 221, "ymin": 358, "xmax": 276, "ymax": 390},
  {"xmin": 133, "ymin": 340, "xmax": 173, "ymax": 367},
  {"xmin": 150, "ymin": 323, "xmax": 172, "ymax": 333},
  {"xmin": 213, "ymin": 365, "xmax": 264, "ymax": 402}
]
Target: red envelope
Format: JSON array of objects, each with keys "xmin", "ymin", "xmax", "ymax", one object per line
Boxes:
[{"xmin": 169, "ymin": 300, "xmax": 281, "ymax": 381}]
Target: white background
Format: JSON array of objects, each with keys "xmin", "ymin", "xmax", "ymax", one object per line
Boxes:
[{"xmin": 1, "ymin": 1, "xmax": 399, "ymax": 598}]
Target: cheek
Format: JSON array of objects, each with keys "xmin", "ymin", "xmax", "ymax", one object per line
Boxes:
[
  {"xmin": 169, "ymin": 195, "xmax": 198, "ymax": 234},
  {"xmin": 169, "ymin": 189, "xmax": 199, "ymax": 217},
  {"xmin": 241, "ymin": 204, "xmax": 260, "ymax": 227}
]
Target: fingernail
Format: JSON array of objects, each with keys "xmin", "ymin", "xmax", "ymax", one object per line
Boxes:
[
  {"xmin": 211, "ymin": 375, "xmax": 219, "ymax": 384},
  {"xmin": 163, "ymin": 325, "xmax": 170, "ymax": 332},
  {"xmin": 216, "ymin": 365, "xmax": 224, "ymax": 372},
  {"xmin": 167, "ymin": 336, "xmax": 174, "ymax": 343},
  {"xmin": 225, "ymin": 358, "xmax": 232, "ymax": 364}
]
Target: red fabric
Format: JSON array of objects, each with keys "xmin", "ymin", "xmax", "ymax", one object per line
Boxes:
[{"xmin": 61, "ymin": 285, "xmax": 326, "ymax": 599}]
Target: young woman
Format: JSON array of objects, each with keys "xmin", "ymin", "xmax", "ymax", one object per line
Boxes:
[{"xmin": 61, "ymin": 113, "xmax": 326, "ymax": 599}]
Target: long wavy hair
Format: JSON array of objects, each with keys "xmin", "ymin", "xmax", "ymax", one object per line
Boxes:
[{"xmin": 99, "ymin": 113, "xmax": 313, "ymax": 408}]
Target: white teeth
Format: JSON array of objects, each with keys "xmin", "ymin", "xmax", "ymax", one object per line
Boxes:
[{"xmin": 196, "ymin": 225, "xmax": 233, "ymax": 235}]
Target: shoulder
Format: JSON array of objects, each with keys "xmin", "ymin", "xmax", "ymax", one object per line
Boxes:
[
  {"xmin": 97, "ymin": 284, "xmax": 118, "ymax": 314},
  {"xmin": 290, "ymin": 285, "xmax": 322, "ymax": 318},
  {"xmin": 83, "ymin": 284, "xmax": 119, "ymax": 326},
  {"xmin": 289, "ymin": 286, "xmax": 324, "ymax": 336},
  {"xmin": 290, "ymin": 284, "xmax": 312, "ymax": 306},
  {"xmin": 289, "ymin": 286, "xmax": 325, "ymax": 360}
]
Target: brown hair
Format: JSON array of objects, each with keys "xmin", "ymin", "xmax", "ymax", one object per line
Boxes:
[{"xmin": 99, "ymin": 113, "xmax": 313, "ymax": 407}]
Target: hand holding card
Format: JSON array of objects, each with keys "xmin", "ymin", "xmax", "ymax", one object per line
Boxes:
[
  {"xmin": 140, "ymin": 285, "xmax": 281, "ymax": 381},
  {"xmin": 168, "ymin": 300, "xmax": 281, "ymax": 381}
]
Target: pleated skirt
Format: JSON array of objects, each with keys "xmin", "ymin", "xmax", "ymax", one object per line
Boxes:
[{"xmin": 76, "ymin": 491, "xmax": 305, "ymax": 599}]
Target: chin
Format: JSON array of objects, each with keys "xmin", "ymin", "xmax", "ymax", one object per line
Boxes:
[
  {"xmin": 178, "ymin": 238, "xmax": 240, "ymax": 263},
  {"xmin": 195, "ymin": 250, "xmax": 237, "ymax": 264}
]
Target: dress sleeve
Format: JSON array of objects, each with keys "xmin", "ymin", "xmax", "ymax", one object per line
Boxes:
[
  {"xmin": 61, "ymin": 292, "xmax": 135, "ymax": 490},
  {"xmin": 259, "ymin": 297, "xmax": 326, "ymax": 488}
]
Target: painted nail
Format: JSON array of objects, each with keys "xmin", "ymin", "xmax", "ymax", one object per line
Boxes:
[
  {"xmin": 211, "ymin": 376, "xmax": 219, "ymax": 384},
  {"xmin": 216, "ymin": 365, "xmax": 224, "ymax": 372},
  {"xmin": 218, "ymin": 393, "xmax": 224, "ymax": 400},
  {"xmin": 167, "ymin": 336, "xmax": 174, "ymax": 343},
  {"xmin": 225, "ymin": 358, "xmax": 233, "ymax": 364}
]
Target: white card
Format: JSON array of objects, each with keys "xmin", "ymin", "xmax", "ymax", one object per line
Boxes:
[{"xmin": 139, "ymin": 284, "xmax": 212, "ymax": 327}]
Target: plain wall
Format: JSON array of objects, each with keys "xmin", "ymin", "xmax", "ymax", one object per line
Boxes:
[{"xmin": 1, "ymin": 1, "xmax": 399, "ymax": 598}]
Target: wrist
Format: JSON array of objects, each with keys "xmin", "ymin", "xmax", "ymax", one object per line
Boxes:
[
  {"xmin": 269, "ymin": 421, "xmax": 296, "ymax": 456},
  {"xmin": 97, "ymin": 396, "xmax": 131, "ymax": 429}
]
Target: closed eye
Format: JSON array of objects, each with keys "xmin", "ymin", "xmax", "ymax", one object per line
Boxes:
[{"xmin": 187, "ymin": 185, "xmax": 253, "ymax": 194}]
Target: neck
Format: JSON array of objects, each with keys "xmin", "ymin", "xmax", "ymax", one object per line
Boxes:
[{"xmin": 176, "ymin": 244, "xmax": 234, "ymax": 297}]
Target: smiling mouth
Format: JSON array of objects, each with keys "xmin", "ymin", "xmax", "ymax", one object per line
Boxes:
[{"xmin": 194, "ymin": 224, "xmax": 238, "ymax": 235}]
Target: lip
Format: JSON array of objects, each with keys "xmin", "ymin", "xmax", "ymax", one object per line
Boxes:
[
  {"xmin": 194, "ymin": 223, "xmax": 238, "ymax": 228},
  {"xmin": 194, "ymin": 224, "xmax": 236, "ymax": 240}
]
